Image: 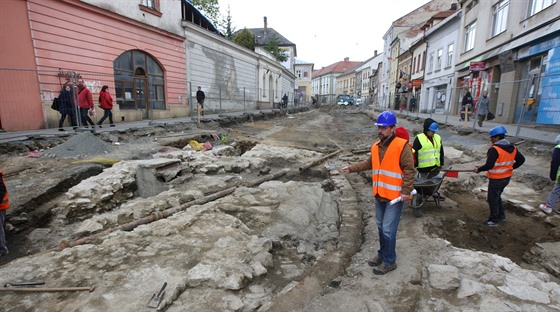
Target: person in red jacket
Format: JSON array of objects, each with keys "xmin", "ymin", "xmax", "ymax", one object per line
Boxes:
[
  {"xmin": 76, "ymin": 79, "xmax": 96, "ymax": 128},
  {"xmin": 0, "ymin": 169, "xmax": 9, "ymax": 256},
  {"xmin": 97, "ymin": 85, "xmax": 115, "ymax": 127}
]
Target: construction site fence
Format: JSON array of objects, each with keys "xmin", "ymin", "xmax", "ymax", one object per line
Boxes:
[
  {"xmin": 371, "ymin": 72, "xmax": 560, "ymax": 142},
  {"xmin": 0, "ymin": 68, "xmax": 306, "ymax": 129}
]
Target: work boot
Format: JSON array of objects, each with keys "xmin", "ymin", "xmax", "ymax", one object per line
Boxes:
[
  {"xmin": 367, "ymin": 256, "xmax": 382, "ymax": 267},
  {"xmin": 372, "ymin": 262, "xmax": 397, "ymax": 275}
]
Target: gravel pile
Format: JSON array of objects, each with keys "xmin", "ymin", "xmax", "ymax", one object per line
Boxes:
[{"xmin": 42, "ymin": 131, "xmax": 113, "ymax": 158}]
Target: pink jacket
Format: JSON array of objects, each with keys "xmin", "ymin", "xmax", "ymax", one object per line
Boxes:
[
  {"xmin": 77, "ymin": 87, "xmax": 94, "ymax": 109},
  {"xmin": 99, "ymin": 91, "xmax": 113, "ymax": 110}
]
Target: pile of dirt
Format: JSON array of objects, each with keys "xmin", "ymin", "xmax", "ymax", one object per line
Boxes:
[{"xmin": 41, "ymin": 132, "xmax": 113, "ymax": 159}]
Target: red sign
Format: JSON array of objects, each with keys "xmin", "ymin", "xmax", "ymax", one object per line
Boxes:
[
  {"xmin": 469, "ymin": 61, "xmax": 486, "ymax": 71},
  {"xmin": 412, "ymin": 79, "xmax": 423, "ymax": 87}
]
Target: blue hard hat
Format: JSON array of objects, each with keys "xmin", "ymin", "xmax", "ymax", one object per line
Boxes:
[
  {"xmin": 489, "ymin": 125, "xmax": 507, "ymax": 137},
  {"xmin": 375, "ymin": 111, "xmax": 397, "ymax": 127},
  {"xmin": 428, "ymin": 122, "xmax": 439, "ymax": 132}
]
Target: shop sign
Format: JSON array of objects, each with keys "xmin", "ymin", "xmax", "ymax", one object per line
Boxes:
[
  {"xmin": 469, "ymin": 62, "xmax": 486, "ymax": 71},
  {"xmin": 412, "ymin": 79, "xmax": 423, "ymax": 87}
]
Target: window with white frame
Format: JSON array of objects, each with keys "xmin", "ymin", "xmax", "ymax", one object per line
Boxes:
[
  {"xmin": 436, "ymin": 49, "xmax": 443, "ymax": 70},
  {"xmin": 296, "ymin": 70, "xmax": 302, "ymax": 78},
  {"xmin": 465, "ymin": 21, "xmax": 476, "ymax": 51},
  {"xmin": 492, "ymin": 0, "xmax": 509, "ymax": 36},
  {"xmin": 446, "ymin": 44, "xmax": 453, "ymax": 67},
  {"xmin": 528, "ymin": 0, "xmax": 556, "ymax": 16},
  {"xmin": 142, "ymin": 0, "xmax": 155, "ymax": 9},
  {"xmin": 428, "ymin": 53, "xmax": 434, "ymax": 72}
]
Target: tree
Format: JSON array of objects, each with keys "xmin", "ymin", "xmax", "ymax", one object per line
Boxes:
[
  {"xmin": 233, "ymin": 28, "xmax": 255, "ymax": 51},
  {"xmin": 264, "ymin": 35, "xmax": 288, "ymax": 62},
  {"xmin": 222, "ymin": 5, "xmax": 236, "ymax": 40},
  {"xmin": 190, "ymin": 0, "xmax": 223, "ymax": 30}
]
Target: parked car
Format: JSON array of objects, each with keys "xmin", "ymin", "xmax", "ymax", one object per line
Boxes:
[
  {"xmin": 337, "ymin": 95, "xmax": 354, "ymax": 106},
  {"xmin": 355, "ymin": 98, "xmax": 363, "ymax": 106}
]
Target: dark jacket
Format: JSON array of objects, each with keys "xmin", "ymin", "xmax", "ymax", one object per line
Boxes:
[
  {"xmin": 462, "ymin": 92, "xmax": 473, "ymax": 107},
  {"xmin": 550, "ymin": 146, "xmax": 560, "ymax": 182},
  {"xmin": 59, "ymin": 89, "xmax": 74, "ymax": 114},
  {"xmin": 196, "ymin": 90, "xmax": 205, "ymax": 103},
  {"xmin": 477, "ymin": 139, "xmax": 525, "ymax": 174},
  {"xmin": 412, "ymin": 118, "xmax": 445, "ymax": 173}
]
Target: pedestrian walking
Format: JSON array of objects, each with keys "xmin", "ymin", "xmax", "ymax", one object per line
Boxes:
[
  {"xmin": 476, "ymin": 90, "xmax": 490, "ymax": 127},
  {"xmin": 461, "ymin": 90, "xmax": 473, "ymax": 121},
  {"xmin": 196, "ymin": 86, "xmax": 205, "ymax": 117},
  {"xmin": 282, "ymin": 93, "xmax": 288, "ymax": 108},
  {"xmin": 97, "ymin": 85, "xmax": 115, "ymax": 127},
  {"xmin": 0, "ymin": 169, "xmax": 9, "ymax": 256},
  {"xmin": 342, "ymin": 111, "xmax": 415, "ymax": 275},
  {"xmin": 409, "ymin": 96, "xmax": 417, "ymax": 113},
  {"xmin": 57, "ymin": 82, "xmax": 77, "ymax": 131},
  {"xmin": 76, "ymin": 79, "xmax": 95, "ymax": 128},
  {"xmin": 539, "ymin": 134, "xmax": 560, "ymax": 215},
  {"xmin": 413, "ymin": 118, "xmax": 444, "ymax": 179},
  {"xmin": 475, "ymin": 126, "xmax": 525, "ymax": 226}
]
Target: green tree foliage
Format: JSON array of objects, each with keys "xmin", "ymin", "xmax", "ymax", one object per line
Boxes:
[
  {"xmin": 190, "ymin": 0, "xmax": 223, "ymax": 30},
  {"xmin": 223, "ymin": 6, "xmax": 236, "ymax": 40},
  {"xmin": 264, "ymin": 35, "xmax": 288, "ymax": 62},
  {"xmin": 233, "ymin": 28, "xmax": 255, "ymax": 50}
]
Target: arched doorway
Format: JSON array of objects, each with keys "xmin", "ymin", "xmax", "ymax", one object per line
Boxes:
[{"xmin": 113, "ymin": 50, "xmax": 165, "ymax": 119}]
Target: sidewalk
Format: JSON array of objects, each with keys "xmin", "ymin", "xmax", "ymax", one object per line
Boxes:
[
  {"xmin": 389, "ymin": 109, "xmax": 559, "ymax": 145},
  {"xmin": 1, "ymin": 106, "xmax": 557, "ymax": 145},
  {"xmin": 0, "ymin": 108, "xmax": 287, "ymax": 144}
]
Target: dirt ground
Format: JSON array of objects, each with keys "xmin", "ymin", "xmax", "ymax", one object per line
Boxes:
[
  {"xmin": 0, "ymin": 106, "xmax": 559, "ymax": 310},
  {"xmin": 222, "ymin": 107, "xmax": 560, "ymax": 270}
]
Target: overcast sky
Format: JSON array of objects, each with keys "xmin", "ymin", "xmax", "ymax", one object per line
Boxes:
[{"xmin": 218, "ymin": 0, "xmax": 432, "ymax": 68}]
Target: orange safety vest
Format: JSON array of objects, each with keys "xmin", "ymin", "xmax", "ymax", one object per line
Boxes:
[
  {"xmin": 487, "ymin": 146, "xmax": 517, "ymax": 179},
  {"xmin": 371, "ymin": 137, "xmax": 407, "ymax": 200},
  {"xmin": 0, "ymin": 170, "xmax": 8, "ymax": 210}
]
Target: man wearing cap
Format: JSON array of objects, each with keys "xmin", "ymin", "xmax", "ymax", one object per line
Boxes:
[
  {"xmin": 342, "ymin": 111, "xmax": 415, "ymax": 275},
  {"xmin": 413, "ymin": 118, "xmax": 444, "ymax": 179},
  {"xmin": 475, "ymin": 125, "xmax": 525, "ymax": 226}
]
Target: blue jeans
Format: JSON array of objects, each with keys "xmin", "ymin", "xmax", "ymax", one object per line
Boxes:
[
  {"xmin": 374, "ymin": 198, "xmax": 404, "ymax": 264},
  {"xmin": 546, "ymin": 182, "xmax": 560, "ymax": 210},
  {"xmin": 97, "ymin": 108, "xmax": 113, "ymax": 125},
  {"xmin": 488, "ymin": 177, "xmax": 510, "ymax": 222},
  {"xmin": 78, "ymin": 107, "xmax": 95, "ymax": 127}
]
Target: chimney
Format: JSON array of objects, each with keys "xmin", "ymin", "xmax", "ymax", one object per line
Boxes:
[
  {"xmin": 344, "ymin": 57, "xmax": 349, "ymax": 62},
  {"xmin": 264, "ymin": 16, "xmax": 267, "ymax": 33},
  {"xmin": 451, "ymin": 2, "xmax": 457, "ymax": 10},
  {"xmin": 374, "ymin": 50, "xmax": 378, "ymax": 56}
]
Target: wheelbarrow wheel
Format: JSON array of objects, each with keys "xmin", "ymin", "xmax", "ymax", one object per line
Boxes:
[{"xmin": 410, "ymin": 194, "xmax": 424, "ymax": 218}]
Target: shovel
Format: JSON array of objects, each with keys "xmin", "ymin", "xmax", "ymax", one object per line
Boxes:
[{"xmin": 146, "ymin": 282, "xmax": 167, "ymax": 308}]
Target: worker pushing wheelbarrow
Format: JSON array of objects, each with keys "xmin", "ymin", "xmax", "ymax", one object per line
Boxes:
[{"xmin": 410, "ymin": 167, "xmax": 465, "ymax": 217}]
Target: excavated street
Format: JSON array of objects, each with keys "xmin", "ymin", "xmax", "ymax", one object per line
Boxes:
[{"xmin": 0, "ymin": 106, "xmax": 559, "ymax": 311}]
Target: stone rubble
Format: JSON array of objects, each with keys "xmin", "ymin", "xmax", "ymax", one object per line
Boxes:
[{"xmin": 0, "ymin": 141, "xmax": 559, "ymax": 312}]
